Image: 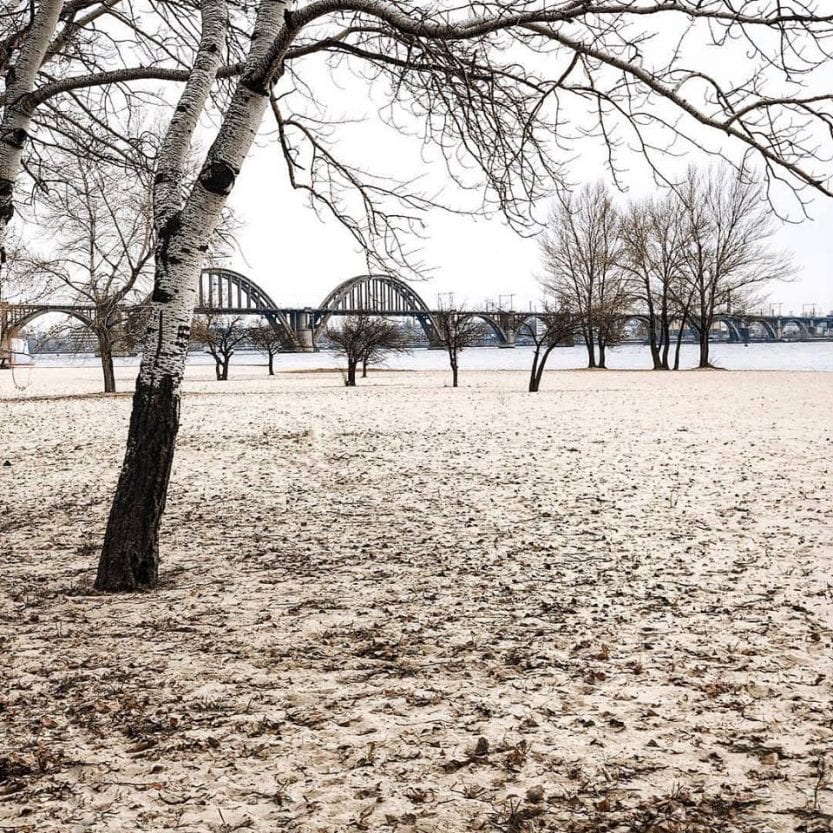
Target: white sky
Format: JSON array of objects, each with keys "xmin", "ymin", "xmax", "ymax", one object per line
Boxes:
[
  {"xmin": 216, "ymin": 9, "xmax": 833, "ymax": 319},
  {"xmin": 226, "ymin": 138, "xmax": 833, "ymax": 318}
]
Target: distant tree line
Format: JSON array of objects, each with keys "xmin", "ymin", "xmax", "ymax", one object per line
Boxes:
[{"xmin": 540, "ymin": 165, "xmax": 790, "ymax": 378}]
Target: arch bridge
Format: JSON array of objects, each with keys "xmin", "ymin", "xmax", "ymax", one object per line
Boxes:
[{"xmin": 3, "ymin": 269, "xmax": 833, "ymax": 364}]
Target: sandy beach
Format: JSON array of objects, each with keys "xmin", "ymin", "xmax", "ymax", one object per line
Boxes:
[{"xmin": 1, "ymin": 365, "xmax": 832, "ymax": 832}]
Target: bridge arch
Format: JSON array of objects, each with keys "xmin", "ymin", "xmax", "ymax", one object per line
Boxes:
[
  {"xmin": 619, "ymin": 314, "xmax": 651, "ymax": 340},
  {"xmin": 9, "ymin": 307, "xmax": 94, "ymax": 337},
  {"xmin": 197, "ymin": 267, "xmax": 294, "ymax": 342},
  {"xmin": 742, "ymin": 317, "xmax": 778, "ymax": 341},
  {"xmin": 512, "ymin": 313, "xmax": 579, "ymax": 344},
  {"xmin": 314, "ymin": 274, "xmax": 440, "ymax": 342},
  {"xmin": 461, "ymin": 313, "xmax": 509, "ymax": 344},
  {"xmin": 779, "ymin": 318, "xmax": 811, "ymax": 339},
  {"xmin": 714, "ymin": 315, "xmax": 745, "ymax": 342}
]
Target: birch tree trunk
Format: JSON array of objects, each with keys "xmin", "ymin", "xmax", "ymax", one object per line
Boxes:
[
  {"xmin": 0, "ymin": 0, "xmax": 65, "ymax": 271},
  {"xmin": 96, "ymin": 0, "xmax": 290, "ymax": 591}
]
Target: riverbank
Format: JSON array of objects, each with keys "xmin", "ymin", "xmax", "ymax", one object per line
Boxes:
[{"xmin": 2, "ymin": 368, "xmax": 832, "ymax": 832}]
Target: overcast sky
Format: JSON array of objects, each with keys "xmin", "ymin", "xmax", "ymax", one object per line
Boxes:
[
  {"xmin": 215, "ymin": 10, "xmax": 833, "ymax": 320},
  {"xmin": 226, "ymin": 139, "xmax": 833, "ymax": 318}
]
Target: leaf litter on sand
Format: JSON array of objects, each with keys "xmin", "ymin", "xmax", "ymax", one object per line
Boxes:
[{"xmin": 1, "ymin": 366, "xmax": 832, "ymax": 832}]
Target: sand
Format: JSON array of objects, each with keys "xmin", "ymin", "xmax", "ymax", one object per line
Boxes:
[{"xmin": 1, "ymin": 364, "xmax": 832, "ymax": 832}]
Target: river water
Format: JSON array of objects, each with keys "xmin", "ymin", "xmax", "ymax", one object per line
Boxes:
[{"xmin": 27, "ymin": 341, "xmax": 833, "ymax": 372}]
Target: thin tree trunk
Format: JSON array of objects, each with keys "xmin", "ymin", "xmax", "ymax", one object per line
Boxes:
[
  {"xmin": 646, "ymin": 295, "xmax": 661, "ymax": 369},
  {"xmin": 446, "ymin": 345, "xmax": 459, "ymax": 387},
  {"xmin": 346, "ymin": 361, "xmax": 357, "ymax": 386},
  {"xmin": 530, "ymin": 344, "xmax": 557, "ymax": 392},
  {"xmin": 673, "ymin": 314, "xmax": 687, "ymax": 370},
  {"xmin": 585, "ymin": 335, "xmax": 596, "ymax": 368},
  {"xmin": 660, "ymin": 318, "xmax": 671, "ymax": 370},
  {"xmin": 698, "ymin": 323, "xmax": 710, "ymax": 368},
  {"xmin": 528, "ymin": 346, "xmax": 541, "ymax": 392},
  {"xmin": 220, "ymin": 358, "xmax": 229, "ymax": 380},
  {"xmin": 361, "ymin": 356, "xmax": 368, "ymax": 378},
  {"xmin": 0, "ymin": 1, "xmax": 64, "ymax": 270},
  {"xmin": 648, "ymin": 316, "xmax": 661, "ymax": 369},
  {"xmin": 267, "ymin": 351, "xmax": 274, "ymax": 375},
  {"xmin": 0, "ymin": 316, "xmax": 11, "ymax": 368},
  {"xmin": 98, "ymin": 334, "xmax": 116, "ymax": 393},
  {"xmin": 96, "ymin": 0, "xmax": 284, "ymax": 592},
  {"xmin": 597, "ymin": 339, "xmax": 607, "ymax": 369}
]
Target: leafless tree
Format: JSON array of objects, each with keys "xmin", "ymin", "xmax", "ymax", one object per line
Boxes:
[
  {"xmin": 433, "ymin": 309, "xmax": 486, "ymax": 388},
  {"xmin": 359, "ymin": 325, "xmax": 408, "ymax": 379},
  {"xmin": 1, "ymin": 3, "xmax": 173, "ymax": 267},
  {"xmin": 247, "ymin": 318, "xmax": 295, "ymax": 375},
  {"xmin": 678, "ymin": 166, "xmax": 792, "ymax": 369},
  {"xmin": 520, "ymin": 307, "xmax": 576, "ymax": 392},
  {"xmin": 541, "ymin": 183, "xmax": 631, "ymax": 369},
  {"xmin": 326, "ymin": 314, "xmax": 405, "ymax": 386},
  {"xmin": 16, "ymin": 147, "xmax": 154, "ymax": 391},
  {"xmin": 191, "ymin": 314, "xmax": 248, "ymax": 381},
  {"xmin": 620, "ymin": 195, "xmax": 692, "ymax": 370},
  {"xmin": 93, "ymin": 1, "xmax": 833, "ymax": 592},
  {"xmin": 0, "ymin": 2, "xmax": 257, "ymax": 279}
]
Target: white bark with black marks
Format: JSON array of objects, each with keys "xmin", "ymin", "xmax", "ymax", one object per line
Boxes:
[
  {"xmin": 97, "ymin": 0, "xmax": 291, "ymax": 591},
  {"xmin": 0, "ymin": 0, "xmax": 64, "ymax": 270}
]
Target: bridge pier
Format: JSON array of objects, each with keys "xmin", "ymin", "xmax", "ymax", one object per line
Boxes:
[
  {"xmin": 496, "ymin": 313, "xmax": 517, "ymax": 348},
  {"xmin": 498, "ymin": 329, "xmax": 516, "ymax": 348},
  {"xmin": 0, "ymin": 330, "xmax": 12, "ymax": 368},
  {"xmin": 290, "ymin": 310, "xmax": 316, "ymax": 352},
  {"xmin": 0, "ymin": 305, "xmax": 12, "ymax": 368}
]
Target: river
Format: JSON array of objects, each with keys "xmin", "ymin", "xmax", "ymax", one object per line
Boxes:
[{"xmin": 26, "ymin": 341, "xmax": 833, "ymax": 372}]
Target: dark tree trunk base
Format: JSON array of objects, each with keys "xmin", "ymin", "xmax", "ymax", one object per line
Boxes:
[
  {"xmin": 102, "ymin": 354, "xmax": 116, "ymax": 393},
  {"xmin": 698, "ymin": 332, "xmax": 710, "ymax": 368},
  {"xmin": 95, "ymin": 375, "xmax": 180, "ymax": 592},
  {"xmin": 98, "ymin": 336, "xmax": 116, "ymax": 393}
]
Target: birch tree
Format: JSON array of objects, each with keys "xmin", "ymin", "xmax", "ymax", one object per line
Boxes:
[
  {"xmin": 0, "ymin": 1, "xmax": 246, "ymax": 274},
  {"xmin": 92, "ymin": 1, "xmax": 833, "ymax": 591},
  {"xmin": 0, "ymin": 1, "xmax": 65, "ymax": 270}
]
